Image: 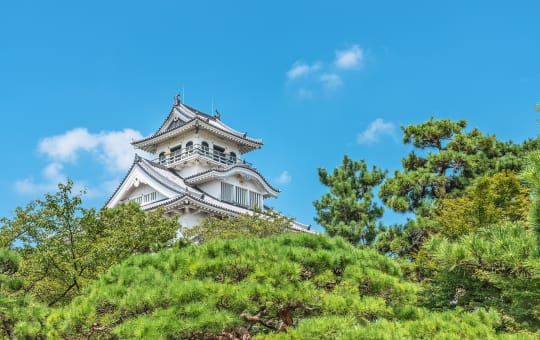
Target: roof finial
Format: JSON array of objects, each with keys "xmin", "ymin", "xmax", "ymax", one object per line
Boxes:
[
  {"xmin": 214, "ymin": 109, "xmax": 221, "ymax": 120},
  {"xmin": 174, "ymin": 93, "xmax": 181, "ymax": 106}
]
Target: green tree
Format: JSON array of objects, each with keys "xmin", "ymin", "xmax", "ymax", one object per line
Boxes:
[
  {"xmin": 47, "ymin": 233, "xmax": 532, "ymax": 339},
  {"xmin": 424, "ymin": 222, "xmax": 540, "ymax": 332},
  {"xmin": 0, "ymin": 249, "xmax": 46, "ymax": 339},
  {"xmin": 432, "ymin": 170, "xmax": 529, "ymax": 239},
  {"xmin": 379, "ymin": 117, "xmax": 500, "ymax": 215},
  {"xmin": 314, "ymin": 155, "xmax": 386, "ymax": 246},
  {"xmin": 182, "ymin": 209, "xmax": 292, "ymax": 244},
  {"xmin": 0, "ymin": 180, "xmax": 179, "ymax": 306},
  {"xmin": 521, "ymin": 149, "xmax": 540, "ymax": 237},
  {"xmin": 375, "ymin": 118, "xmax": 539, "ymax": 259}
]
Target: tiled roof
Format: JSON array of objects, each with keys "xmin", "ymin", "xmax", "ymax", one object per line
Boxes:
[
  {"xmin": 106, "ymin": 158, "xmax": 313, "ymax": 233},
  {"xmin": 104, "ymin": 154, "xmax": 140, "ymax": 207},
  {"xmin": 136, "ymin": 158, "xmax": 193, "ymax": 195},
  {"xmin": 132, "ymin": 102, "xmax": 263, "ymax": 148},
  {"xmin": 184, "ymin": 164, "xmax": 280, "ymax": 195},
  {"xmin": 142, "ymin": 191, "xmax": 315, "ymax": 233}
]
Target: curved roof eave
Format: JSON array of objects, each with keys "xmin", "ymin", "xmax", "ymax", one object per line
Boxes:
[
  {"xmin": 184, "ymin": 164, "xmax": 280, "ymax": 197},
  {"xmin": 132, "ymin": 103, "xmax": 263, "ymax": 149}
]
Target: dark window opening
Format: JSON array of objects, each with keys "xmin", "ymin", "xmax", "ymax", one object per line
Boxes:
[
  {"xmin": 213, "ymin": 145, "xmax": 225, "ymax": 162},
  {"xmin": 186, "ymin": 141, "xmax": 194, "ymax": 155}
]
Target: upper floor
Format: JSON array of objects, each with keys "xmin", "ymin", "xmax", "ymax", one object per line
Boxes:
[{"xmin": 132, "ymin": 97, "xmax": 262, "ymax": 157}]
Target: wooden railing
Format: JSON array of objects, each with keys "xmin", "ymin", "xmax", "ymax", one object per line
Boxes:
[{"xmin": 154, "ymin": 144, "xmax": 252, "ymax": 167}]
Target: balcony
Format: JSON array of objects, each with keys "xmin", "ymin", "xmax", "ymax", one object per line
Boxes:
[{"xmin": 154, "ymin": 143, "xmax": 252, "ymax": 168}]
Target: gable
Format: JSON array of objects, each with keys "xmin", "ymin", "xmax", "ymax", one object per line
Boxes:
[
  {"xmin": 106, "ymin": 165, "xmax": 182, "ymax": 208},
  {"xmin": 122, "ymin": 183, "xmax": 167, "ymax": 206},
  {"xmin": 188, "ymin": 166, "xmax": 279, "ymax": 198}
]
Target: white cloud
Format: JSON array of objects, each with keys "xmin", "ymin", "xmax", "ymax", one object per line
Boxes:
[
  {"xmin": 357, "ymin": 118, "xmax": 396, "ymax": 144},
  {"xmin": 42, "ymin": 162, "xmax": 65, "ymax": 182},
  {"xmin": 335, "ymin": 45, "xmax": 363, "ymax": 69},
  {"xmin": 319, "ymin": 73, "xmax": 342, "ymax": 90},
  {"xmin": 39, "ymin": 128, "xmax": 99, "ymax": 161},
  {"xmin": 96, "ymin": 129, "xmax": 144, "ymax": 171},
  {"xmin": 38, "ymin": 128, "xmax": 143, "ymax": 172},
  {"xmin": 275, "ymin": 171, "xmax": 292, "ymax": 185},
  {"xmin": 287, "ymin": 61, "xmax": 321, "ymax": 80},
  {"xmin": 14, "ymin": 161, "xmax": 96, "ymax": 196},
  {"xmin": 286, "ymin": 44, "xmax": 366, "ymax": 97},
  {"xmin": 16, "ymin": 127, "xmax": 145, "ymax": 197},
  {"xmin": 14, "ymin": 162, "xmax": 67, "ymax": 195}
]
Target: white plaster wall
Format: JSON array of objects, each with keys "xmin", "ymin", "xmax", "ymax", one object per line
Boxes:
[
  {"xmin": 177, "ymin": 212, "xmax": 206, "ymax": 229},
  {"xmin": 199, "ymin": 181, "xmax": 222, "ymax": 197},
  {"xmin": 198, "ymin": 130, "xmax": 240, "ymax": 156},
  {"xmin": 221, "ymin": 175, "xmax": 265, "ymax": 195},
  {"xmin": 125, "ymin": 184, "xmax": 165, "ymax": 202},
  {"xmin": 155, "ymin": 134, "xmax": 190, "ymax": 156},
  {"xmin": 177, "ymin": 163, "xmax": 212, "ymax": 178},
  {"xmin": 152, "ymin": 130, "xmax": 241, "ymax": 159},
  {"xmin": 199, "ymin": 176, "xmax": 266, "ymax": 209}
]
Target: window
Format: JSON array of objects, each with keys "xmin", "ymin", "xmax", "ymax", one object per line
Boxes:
[
  {"xmin": 221, "ymin": 182, "xmax": 234, "ymax": 203},
  {"xmin": 236, "ymin": 187, "xmax": 248, "ymax": 207},
  {"xmin": 229, "ymin": 152, "xmax": 237, "ymax": 164},
  {"xmin": 130, "ymin": 191, "xmax": 158, "ymax": 205},
  {"xmin": 143, "ymin": 191, "xmax": 157, "ymax": 203},
  {"xmin": 159, "ymin": 152, "xmax": 166, "ymax": 164},
  {"xmin": 201, "ymin": 141, "xmax": 210, "ymax": 156},
  {"xmin": 170, "ymin": 145, "xmax": 182, "ymax": 153},
  {"xmin": 186, "ymin": 141, "xmax": 194, "ymax": 155},
  {"xmin": 222, "ymin": 183, "xmax": 263, "ymax": 210},
  {"xmin": 213, "ymin": 145, "xmax": 225, "ymax": 162},
  {"xmin": 249, "ymin": 191, "xmax": 261, "ymax": 209}
]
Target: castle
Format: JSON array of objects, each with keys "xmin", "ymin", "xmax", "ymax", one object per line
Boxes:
[{"xmin": 106, "ymin": 95, "xmax": 311, "ymax": 232}]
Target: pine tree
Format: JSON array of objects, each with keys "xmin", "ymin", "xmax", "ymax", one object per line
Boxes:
[
  {"xmin": 313, "ymin": 155, "xmax": 386, "ymax": 246},
  {"xmin": 379, "ymin": 117, "xmax": 500, "ymax": 215},
  {"xmin": 47, "ymin": 233, "xmax": 535, "ymax": 339}
]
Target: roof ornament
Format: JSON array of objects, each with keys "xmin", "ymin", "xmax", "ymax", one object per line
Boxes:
[
  {"xmin": 214, "ymin": 109, "xmax": 221, "ymax": 120},
  {"xmin": 174, "ymin": 93, "xmax": 181, "ymax": 106}
]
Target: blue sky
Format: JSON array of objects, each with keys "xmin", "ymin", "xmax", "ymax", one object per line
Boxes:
[{"xmin": 1, "ymin": 1, "xmax": 539, "ymax": 231}]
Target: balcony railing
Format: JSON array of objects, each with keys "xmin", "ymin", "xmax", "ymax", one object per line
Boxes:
[{"xmin": 154, "ymin": 144, "xmax": 252, "ymax": 168}]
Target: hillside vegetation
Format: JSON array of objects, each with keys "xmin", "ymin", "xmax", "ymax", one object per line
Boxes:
[
  {"xmin": 48, "ymin": 233, "xmax": 526, "ymax": 339},
  {"xmin": 1, "ymin": 117, "xmax": 540, "ymax": 339}
]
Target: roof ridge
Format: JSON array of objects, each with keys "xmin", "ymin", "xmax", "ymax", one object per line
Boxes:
[
  {"xmin": 103, "ymin": 154, "xmax": 141, "ymax": 207},
  {"xmin": 184, "ymin": 164, "xmax": 279, "ymax": 193}
]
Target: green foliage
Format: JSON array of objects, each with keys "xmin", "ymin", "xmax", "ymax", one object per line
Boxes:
[
  {"xmin": 314, "ymin": 155, "xmax": 387, "ymax": 246},
  {"xmin": 0, "ymin": 248, "xmax": 47, "ymax": 339},
  {"xmin": 1, "ymin": 117, "xmax": 539, "ymax": 338},
  {"xmin": 46, "ymin": 233, "xmax": 530, "ymax": 338},
  {"xmin": 521, "ymin": 150, "xmax": 540, "ymax": 236},
  {"xmin": 433, "ymin": 171, "xmax": 529, "ymax": 239},
  {"xmin": 182, "ymin": 209, "xmax": 291, "ymax": 244},
  {"xmin": 0, "ymin": 180, "xmax": 179, "ymax": 306},
  {"xmin": 424, "ymin": 223, "xmax": 540, "ymax": 331},
  {"xmin": 263, "ymin": 308, "xmax": 530, "ymax": 340},
  {"xmin": 49, "ymin": 233, "xmax": 422, "ymax": 338},
  {"xmin": 379, "ymin": 117, "xmax": 501, "ymax": 215},
  {"xmin": 375, "ymin": 118, "xmax": 539, "ymax": 259}
]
